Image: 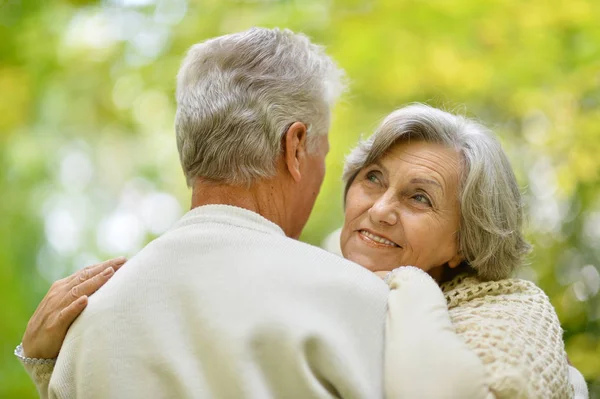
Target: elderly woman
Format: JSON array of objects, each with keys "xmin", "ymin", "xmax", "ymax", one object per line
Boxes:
[
  {"xmin": 338, "ymin": 104, "xmax": 582, "ymax": 398},
  {"xmin": 18, "ymin": 105, "xmax": 586, "ymax": 398}
]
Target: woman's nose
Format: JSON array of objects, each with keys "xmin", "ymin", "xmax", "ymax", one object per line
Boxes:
[{"xmin": 368, "ymin": 194, "xmax": 398, "ymax": 226}]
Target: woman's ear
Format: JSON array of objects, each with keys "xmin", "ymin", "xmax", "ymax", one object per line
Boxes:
[
  {"xmin": 447, "ymin": 252, "xmax": 464, "ymax": 269},
  {"xmin": 448, "ymin": 233, "xmax": 464, "ymax": 269},
  {"xmin": 283, "ymin": 122, "xmax": 308, "ymax": 182}
]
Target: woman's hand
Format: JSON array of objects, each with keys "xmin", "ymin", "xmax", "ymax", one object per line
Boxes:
[
  {"xmin": 22, "ymin": 257, "xmax": 127, "ymax": 359},
  {"xmin": 375, "ymin": 271, "xmax": 389, "ymax": 279}
]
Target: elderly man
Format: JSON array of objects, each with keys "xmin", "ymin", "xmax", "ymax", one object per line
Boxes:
[{"xmin": 33, "ymin": 28, "xmax": 388, "ymax": 398}]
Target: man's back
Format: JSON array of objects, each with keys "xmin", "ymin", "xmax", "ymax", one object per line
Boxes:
[{"xmin": 48, "ymin": 205, "xmax": 388, "ymax": 398}]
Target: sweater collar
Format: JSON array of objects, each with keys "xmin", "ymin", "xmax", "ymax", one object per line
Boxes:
[{"xmin": 172, "ymin": 204, "xmax": 286, "ymax": 237}]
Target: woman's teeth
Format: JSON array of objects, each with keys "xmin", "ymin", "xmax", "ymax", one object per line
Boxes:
[{"xmin": 359, "ymin": 230, "xmax": 398, "ymax": 247}]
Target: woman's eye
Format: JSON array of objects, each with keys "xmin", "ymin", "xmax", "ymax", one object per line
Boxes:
[
  {"xmin": 366, "ymin": 171, "xmax": 379, "ymax": 183},
  {"xmin": 413, "ymin": 194, "xmax": 432, "ymax": 206}
]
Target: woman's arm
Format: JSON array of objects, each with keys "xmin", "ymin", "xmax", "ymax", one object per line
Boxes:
[
  {"xmin": 569, "ymin": 365, "xmax": 589, "ymax": 399},
  {"xmin": 16, "ymin": 257, "xmax": 126, "ymax": 398},
  {"xmin": 384, "ymin": 267, "xmax": 493, "ymax": 399}
]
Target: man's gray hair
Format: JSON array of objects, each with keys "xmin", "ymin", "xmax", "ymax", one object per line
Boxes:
[
  {"xmin": 175, "ymin": 27, "xmax": 346, "ymax": 186},
  {"xmin": 343, "ymin": 104, "xmax": 531, "ymax": 281}
]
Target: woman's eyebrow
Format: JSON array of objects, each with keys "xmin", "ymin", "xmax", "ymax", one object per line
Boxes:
[{"xmin": 372, "ymin": 160, "xmax": 388, "ymax": 174}]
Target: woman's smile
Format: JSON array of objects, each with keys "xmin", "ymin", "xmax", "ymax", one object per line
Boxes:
[{"xmin": 357, "ymin": 229, "xmax": 400, "ymax": 248}]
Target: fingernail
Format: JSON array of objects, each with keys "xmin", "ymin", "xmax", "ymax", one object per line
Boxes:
[
  {"xmin": 103, "ymin": 267, "xmax": 114, "ymax": 276},
  {"xmin": 79, "ymin": 295, "xmax": 88, "ymax": 304},
  {"xmin": 115, "ymin": 256, "xmax": 127, "ymax": 263}
]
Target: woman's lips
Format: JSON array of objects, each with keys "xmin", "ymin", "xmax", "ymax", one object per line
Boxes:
[{"xmin": 358, "ymin": 229, "xmax": 399, "ymax": 248}]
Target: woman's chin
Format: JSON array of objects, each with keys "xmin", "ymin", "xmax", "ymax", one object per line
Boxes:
[{"xmin": 345, "ymin": 251, "xmax": 393, "ymax": 274}]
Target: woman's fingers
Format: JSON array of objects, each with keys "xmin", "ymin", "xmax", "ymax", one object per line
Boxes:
[
  {"xmin": 81, "ymin": 257, "xmax": 126, "ymax": 280},
  {"xmin": 91, "ymin": 256, "xmax": 126, "ymax": 274},
  {"xmin": 68, "ymin": 267, "xmax": 115, "ymax": 303},
  {"xmin": 66, "ymin": 257, "xmax": 126, "ymax": 287},
  {"xmin": 57, "ymin": 295, "xmax": 88, "ymax": 327}
]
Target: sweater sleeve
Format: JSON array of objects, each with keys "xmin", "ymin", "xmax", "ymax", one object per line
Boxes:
[
  {"xmin": 14, "ymin": 343, "xmax": 54, "ymax": 399},
  {"xmin": 384, "ymin": 267, "xmax": 493, "ymax": 399},
  {"xmin": 569, "ymin": 365, "xmax": 589, "ymax": 399},
  {"xmin": 444, "ymin": 277, "xmax": 574, "ymax": 399}
]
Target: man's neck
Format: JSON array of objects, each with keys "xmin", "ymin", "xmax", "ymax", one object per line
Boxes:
[{"xmin": 190, "ymin": 178, "xmax": 292, "ymax": 237}]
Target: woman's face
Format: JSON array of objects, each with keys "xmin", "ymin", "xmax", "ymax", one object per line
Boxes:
[{"xmin": 340, "ymin": 140, "xmax": 464, "ymax": 278}]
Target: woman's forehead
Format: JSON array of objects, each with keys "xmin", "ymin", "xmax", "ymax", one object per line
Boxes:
[{"xmin": 377, "ymin": 141, "xmax": 460, "ymax": 172}]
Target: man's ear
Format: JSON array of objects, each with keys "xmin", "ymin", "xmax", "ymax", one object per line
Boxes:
[{"xmin": 283, "ymin": 122, "xmax": 308, "ymax": 182}]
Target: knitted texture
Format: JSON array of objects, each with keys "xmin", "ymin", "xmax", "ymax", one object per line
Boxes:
[
  {"xmin": 15, "ymin": 343, "xmax": 53, "ymax": 398},
  {"xmin": 441, "ymin": 274, "xmax": 573, "ymax": 399},
  {"xmin": 20, "ymin": 361, "xmax": 53, "ymax": 399}
]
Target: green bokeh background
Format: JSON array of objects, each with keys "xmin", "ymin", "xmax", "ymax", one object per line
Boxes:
[{"xmin": 1, "ymin": 0, "xmax": 599, "ymax": 397}]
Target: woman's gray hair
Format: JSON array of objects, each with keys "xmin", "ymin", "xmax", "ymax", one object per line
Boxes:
[
  {"xmin": 343, "ymin": 104, "xmax": 531, "ymax": 281},
  {"xmin": 175, "ymin": 27, "xmax": 346, "ymax": 186}
]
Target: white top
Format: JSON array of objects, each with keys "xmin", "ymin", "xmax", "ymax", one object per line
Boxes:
[{"xmin": 47, "ymin": 205, "xmax": 389, "ymax": 398}]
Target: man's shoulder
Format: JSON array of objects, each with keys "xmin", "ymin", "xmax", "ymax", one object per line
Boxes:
[
  {"xmin": 248, "ymin": 235, "xmax": 380, "ymax": 280},
  {"xmin": 264, "ymin": 235, "xmax": 348, "ymax": 262},
  {"xmin": 158, "ymin": 218, "xmax": 369, "ymax": 274},
  {"xmin": 96, "ymin": 222, "xmax": 387, "ymax": 306}
]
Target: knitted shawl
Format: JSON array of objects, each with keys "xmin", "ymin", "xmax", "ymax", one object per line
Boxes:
[{"xmin": 442, "ymin": 274, "xmax": 573, "ymax": 399}]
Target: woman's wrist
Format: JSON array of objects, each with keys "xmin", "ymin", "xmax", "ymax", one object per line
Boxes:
[{"xmin": 14, "ymin": 343, "xmax": 57, "ymax": 365}]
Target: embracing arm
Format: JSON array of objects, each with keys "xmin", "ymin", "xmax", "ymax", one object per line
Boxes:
[
  {"xmin": 16, "ymin": 257, "xmax": 125, "ymax": 398},
  {"xmin": 384, "ymin": 267, "xmax": 493, "ymax": 399}
]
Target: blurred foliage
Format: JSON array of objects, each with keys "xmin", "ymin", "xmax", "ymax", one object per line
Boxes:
[{"xmin": 1, "ymin": 0, "xmax": 599, "ymax": 397}]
